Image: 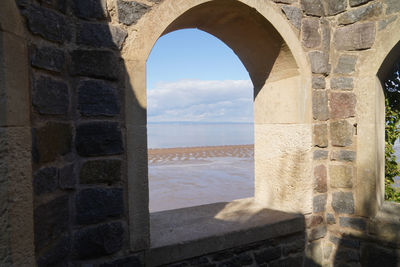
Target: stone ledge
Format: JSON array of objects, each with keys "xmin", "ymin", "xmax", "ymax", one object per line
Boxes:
[{"xmin": 147, "ymin": 198, "xmax": 305, "ymax": 266}]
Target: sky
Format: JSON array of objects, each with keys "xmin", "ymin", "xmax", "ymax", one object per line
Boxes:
[{"xmin": 146, "ymin": 29, "xmax": 253, "ymax": 123}]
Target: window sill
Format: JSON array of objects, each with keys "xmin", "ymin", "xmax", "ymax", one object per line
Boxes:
[{"xmin": 147, "ymin": 198, "xmax": 305, "ymax": 266}]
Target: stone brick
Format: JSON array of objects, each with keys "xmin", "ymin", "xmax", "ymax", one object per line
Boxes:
[
  {"xmin": 77, "ymin": 23, "xmax": 127, "ymax": 50},
  {"xmin": 300, "ymin": 0, "xmax": 324, "ymax": 16},
  {"xmin": 76, "ymin": 188, "xmax": 124, "ymax": 225},
  {"xmin": 384, "ymin": 0, "xmax": 400, "ymax": 15},
  {"xmin": 330, "ymin": 77, "xmax": 354, "ymax": 90},
  {"xmin": 313, "ymin": 194, "xmax": 327, "ymax": 213},
  {"xmin": 211, "ymin": 251, "xmax": 234, "ymax": 261},
  {"xmin": 338, "ymin": 2, "xmax": 382, "ymax": 25},
  {"xmin": 306, "ymin": 215, "xmax": 322, "ymax": 228},
  {"xmin": 312, "ymin": 75, "xmax": 326, "ymax": 89},
  {"xmin": 331, "ymin": 150, "xmax": 356, "ymax": 162},
  {"xmin": 361, "ymin": 244, "xmax": 398, "ymax": 267},
  {"xmin": 378, "ymin": 15, "xmax": 397, "ymax": 31},
  {"xmin": 75, "ymin": 122, "xmax": 123, "ymax": 156},
  {"xmin": 339, "ymin": 217, "xmax": 366, "ymax": 231},
  {"xmin": 313, "ymin": 91, "xmax": 329, "ymax": 121},
  {"xmin": 30, "ymin": 46, "xmax": 65, "ymax": 72},
  {"xmin": 335, "ymin": 248, "xmax": 360, "ymax": 263},
  {"xmin": 332, "ymin": 191, "xmax": 354, "ymax": 214},
  {"xmin": 350, "ymin": 0, "xmax": 371, "ymax": 7},
  {"xmin": 309, "ymin": 51, "xmax": 330, "ymax": 75},
  {"xmin": 334, "ymin": 55, "xmax": 357, "ymax": 74},
  {"xmin": 325, "ymin": 0, "xmax": 347, "ymax": 16},
  {"xmin": 70, "ymin": 50, "xmax": 119, "ymax": 80},
  {"xmin": 78, "ymin": 80, "xmax": 120, "ymax": 116},
  {"xmin": 321, "ymin": 19, "xmax": 331, "ymax": 52},
  {"xmin": 59, "ymin": 163, "xmax": 76, "ymax": 189},
  {"xmin": 330, "ymin": 92, "xmax": 356, "ymax": 119},
  {"xmin": 314, "ymin": 165, "xmax": 327, "ymax": 193},
  {"xmin": 302, "ymin": 18, "xmax": 321, "ymax": 48},
  {"xmin": 313, "ymin": 150, "xmax": 328, "ymax": 160},
  {"xmin": 309, "ymin": 225, "xmax": 327, "ymax": 241},
  {"xmin": 334, "ymin": 22, "xmax": 376, "ymax": 51},
  {"xmin": 33, "ymin": 122, "xmax": 72, "ymax": 164},
  {"xmin": 99, "ymin": 255, "xmax": 143, "ymax": 267},
  {"xmin": 33, "ymin": 167, "xmax": 58, "ymax": 195},
  {"xmin": 73, "ymin": 222, "xmax": 124, "ymax": 259},
  {"xmin": 37, "ymin": 235, "xmax": 70, "ymax": 267},
  {"xmin": 282, "ymin": 239, "xmax": 305, "ymax": 256},
  {"xmin": 72, "ymin": 0, "xmax": 107, "ymax": 19},
  {"xmin": 281, "ymin": 6, "xmax": 302, "ymax": 30},
  {"xmin": 330, "ymin": 165, "xmax": 353, "ymax": 188},
  {"xmin": 34, "ymin": 195, "xmax": 69, "ymax": 252},
  {"xmin": 313, "ymin": 124, "xmax": 328, "ymax": 148},
  {"xmin": 32, "ymin": 75, "xmax": 69, "ymax": 115},
  {"xmin": 330, "ymin": 120, "xmax": 354, "ymax": 147},
  {"xmin": 80, "ymin": 160, "xmax": 121, "ymax": 185},
  {"xmin": 37, "ymin": 0, "xmax": 68, "ymax": 14},
  {"xmin": 117, "ymin": 0, "xmax": 150, "ymax": 25},
  {"xmin": 326, "ymin": 213, "xmax": 336, "ymax": 224},
  {"xmin": 269, "ymin": 256, "xmax": 303, "ymax": 267},
  {"xmin": 254, "ymin": 247, "xmax": 281, "ymax": 264},
  {"xmin": 233, "ymin": 253, "xmax": 253, "ymax": 265}
]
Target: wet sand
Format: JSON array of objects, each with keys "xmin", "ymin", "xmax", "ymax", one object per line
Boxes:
[{"xmin": 148, "ymin": 145, "xmax": 254, "ymax": 212}]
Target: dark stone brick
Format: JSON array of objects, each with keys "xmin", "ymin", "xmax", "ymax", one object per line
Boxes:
[
  {"xmin": 350, "ymin": 0, "xmax": 371, "ymax": 7},
  {"xmin": 76, "ymin": 188, "xmax": 124, "ymax": 225},
  {"xmin": 34, "ymin": 195, "xmax": 69, "ymax": 252},
  {"xmin": 361, "ymin": 244, "xmax": 398, "ymax": 266},
  {"xmin": 254, "ymin": 247, "xmax": 281, "ymax": 264},
  {"xmin": 302, "ymin": 18, "xmax": 321, "ymax": 49},
  {"xmin": 313, "ymin": 91, "xmax": 329, "ymax": 121},
  {"xmin": 75, "ymin": 122, "xmax": 123, "ymax": 156},
  {"xmin": 313, "ymin": 194, "xmax": 327, "ymax": 213},
  {"xmin": 300, "ymin": 0, "xmax": 324, "ymax": 16},
  {"xmin": 269, "ymin": 256, "xmax": 303, "ymax": 267},
  {"xmin": 325, "ymin": 0, "xmax": 347, "ymax": 16},
  {"xmin": 217, "ymin": 259, "xmax": 242, "ymax": 267},
  {"xmin": 211, "ymin": 251, "xmax": 234, "ymax": 261},
  {"xmin": 331, "ymin": 77, "xmax": 354, "ymax": 90},
  {"xmin": 33, "ymin": 122, "xmax": 72, "ymax": 164},
  {"xmin": 384, "ymin": 0, "xmax": 400, "ymax": 15},
  {"xmin": 117, "ymin": 0, "xmax": 150, "ymax": 25},
  {"xmin": 331, "ymin": 150, "xmax": 356, "ymax": 162},
  {"xmin": 70, "ymin": 50, "xmax": 119, "ymax": 80},
  {"xmin": 59, "ymin": 163, "xmax": 76, "ymax": 189},
  {"xmin": 339, "ymin": 217, "xmax": 366, "ymax": 231},
  {"xmin": 309, "ymin": 51, "xmax": 330, "ymax": 75},
  {"xmin": 335, "ymin": 248, "xmax": 360, "ymax": 263},
  {"xmin": 334, "ymin": 22, "xmax": 376, "ymax": 51},
  {"xmin": 37, "ymin": 0, "xmax": 68, "ymax": 14},
  {"xmin": 332, "ymin": 192, "xmax": 354, "ymax": 214},
  {"xmin": 33, "ymin": 167, "xmax": 58, "ymax": 195},
  {"xmin": 334, "ymin": 55, "xmax": 357, "ymax": 74},
  {"xmin": 77, "ymin": 23, "xmax": 127, "ymax": 50},
  {"xmin": 330, "ymin": 120, "xmax": 354, "ymax": 147},
  {"xmin": 73, "ymin": 0, "xmax": 107, "ymax": 19},
  {"xmin": 78, "ymin": 80, "xmax": 120, "ymax": 116},
  {"xmin": 30, "ymin": 46, "xmax": 65, "ymax": 72},
  {"xmin": 313, "ymin": 150, "xmax": 328, "ymax": 160},
  {"xmin": 326, "ymin": 213, "xmax": 336, "ymax": 224},
  {"xmin": 188, "ymin": 257, "xmax": 210, "ymax": 265},
  {"xmin": 23, "ymin": 5, "xmax": 70, "ymax": 43},
  {"xmin": 312, "ymin": 75, "xmax": 326, "ymax": 89},
  {"xmin": 80, "ymin": 159, "xmax": 121, "ymax": 185},
  {"xmin": 32, "ymin": 75, "xmax": 69, "ymax": 115},
  {"xmin": 37, "ymin": 234, "xmax": 70, "ymax": 267},
  {"xmin": 282, "ymin": 6, "xmax": 302, "ymax": 29},
  {"xmin": 99, "ymin": 255, "xmax": 143, "ymax": 267},
  {"xmin": 307, "ymin": 215, "xmax": 323, "ymax": 228},
  {"xmin": 338, "ymin": 2, "xmax": 382, "ymax": 25},
  {"xmin": 282, "ymin": 239, "xmax": 305, "ymax": 256},
  {"xmin": 233, "ymin": 253, "xmax": 253, "ymax": 265},
  {"xmin": 73, "ymin": 222, "xmax": 124, "ymax": 259},
  {"xmin": 331, "ymin": 236, "xmax": 360, "ymax": 249}
]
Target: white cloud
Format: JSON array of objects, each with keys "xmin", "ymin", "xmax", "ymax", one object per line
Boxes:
[{"xmin": 147, "ymin": 79, "xmax": 253, "ymax": 122}]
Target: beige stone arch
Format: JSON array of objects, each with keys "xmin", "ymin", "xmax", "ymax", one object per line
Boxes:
[
  {"xmin": 124, "ymin": 0, "xmax": 313, "ymax": 250},
  {"xmin": 0, "ymin": 0, "xmax": 34, "ymax": 265},
  {"xmin": 356, "ymin": 17, "xmax": 400, "ymax": 217}
]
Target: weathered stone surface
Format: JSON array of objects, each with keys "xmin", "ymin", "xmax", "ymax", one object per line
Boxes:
[
  {"xmin": 309, "ymin": 51, "xmax": 330, "ymax": 75},
  {"xmin": 330, "ymin": 165, "xmax": 353, "ymax": 188},
  {"xmin": 384, "ymin": 0, "xmax": 400, "ymax": 14},
  {"xmin": 313, "ymin": 91, "xmax": 329, "ymax": 121},
  {"xmin": 330, "ymin": 92, "xmax": 356, "ymax": 119},
  {"xmin": 59, "ymin": 163, "xmax": 76, "ymax": 189},
  {"xmin": 76, "ymin": 188, "xmax": 124, "ymax": 225},
  {"xmin": 281, "ymin": 6, "xmax": 302, "ymax": 29},
  {"xmin": 339, "ymin": 217, "xmax": 366, "ymax": 231},
  {"xmin": 70, "ymin": 50, "xmax": 119, "ymax": 80},
  {"xmin": 330, "ymin": 77, "xmax": 354, "ymax": 90},
  {"xmin": 338, "ymin": 2, "xmax": 382, "ymax": 25},
  {"xmin": 325, "ymin": 0, "xmax": 347, "ymax": 16},
  {"xmin": 332, "ymin": 192, "xmax": 354, "ymax": 214},
  {"xmin": 33, "ymin": 122, "xmax": 72, "ymax": 164},
  {"xmin": 282, "ymin": 239, "xmax": 305, "ymax": 256},
  {"xmin": 330, "ymin": 120, "xmax": 353, "ymax": 147},
  {"xmin": 361, "ymin": 244, "xmax": 398, "ymax": 267},
  {"xmin": 314, "ymin": 165, "xmax": 327, "ymax": 193},
  {"xmin": 300, "ymin": 0, "xmax": 324, "ymax": 16},
  {"xmin": 30, "ymin": 46, "xmax": 65, "ymax": 72},
  {"xmin": 302, "ymin": 18, "xmax": 321, "ymax": 48},
  {"xmin": 326, "ymin": 213, "xmax": 336, "ymax": 224},
  {"xmin": 78, "ymin": 80, "xmax": 120, "ymax": 116},
  {"xmin": 37, "ymin": 235, "xmax": 70, "ymax": 267},
  {"xmin": 77, "ymin": 23, "xmax": 127, "ymax": 50},
  {"xmin": 73, "ymin": 222, "xmax": 124, "ymax": 259},
  {"xmin": 99, "ymin": 255, "xmax": 143, "ymax": 267},
  {"xmin": 331, "ymin": 150, "xmax": 356, "ymax": 162},
  {"xmin": 80, "ymin": 160, "xmax": 121, "ymax": 184},
  {"xmin": 270, "ymin": 256, "xmax": 303, "ymax": 267},
  {"xmin": 313, "ymin": 194, "xmax": 327, "ymax": 213},
  {"xmin": 75, "ymin": 122, "xmax": 123, "ymax": 156},
  {"xmin": 72, "ymin": 0, "xmax": 107, "ymax": 19},
  {"xmin": 306, "ymin": 215, "xmax": 323, "ymax": 228},
  {"xmin": 378, "ymin": 15, "xmax": 397, "ymax": 31},
  {"xmin": 254, "ymin": 247, "xmax": 281, "ymax": 264},
  {"xmin": 334, "ymin": 55, "xmax": 357, "ymax": 74},
  {"xmin": 335, "ymin": 248, "xmax": 360, "ymax": 263},
  {"xmin": 33, "ymin": 167, "xmax": 58, "ymax": 195},
  {"xmin": 313, "ymin": 124, "xmax": 328, "ymax": 148},
  {"xmin": 117, "ymin": 0, "xmax": 150, "ymax": 25},
  {"xmin": 309, "ymin": 225, "xmax": 327, "ymax": 241},
  {"xmin": 312, "ymin": 75, "xmax": 326, "ymax": 89},
  {"xmin": 36, "ymin": 0, "xmax": 68, "ymax": 14},
  {"xmin": 349, "ymin": 0, "xmax": 371, "ymax": 7},
  {"xmin": 334, "ymin": 22, "xmax": 376, "ymax": 51},
  {"xmin": 314, "ymin": 150, "xmax": 328, "ymax": 160},
  {"xmin": 32, "ymin": 75, "xmax": 69, "ymax": 115}
]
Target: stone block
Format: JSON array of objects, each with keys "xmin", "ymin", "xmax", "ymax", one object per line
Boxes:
[
  {"xmin": 332, "ymin": 191, "xmax": 354, "ymax": 214},
  {"xmin": 330, "ymin": 77, "xmax": 354, "ymax": 90},
  {"xmin": 361, "ymin": 244, "xmax": 398, "ymax": 267},
  {"xmin": 269, "ymin": 256, "xmax": 303, "ymax": 267},
  {"xmin": 300, "ymin": 0, "xmax": 324, "ymax": 16},
  {"xmin": 325, "ymin": 0, "xmax": 347, "ymax": 16},
  {"xmin": 37, "ymin": 235, "xmax": 70, "ymax": 267},
  {"xmin": 339, "ymin": 217, "xmax": 366, "ymax": 231},
  {"xmin": 313, "ymin": 150, "xmax": 328, "ymax": 160},
  {"xmin": 313, "ymin": 91, "xmax": 329, "ymax": 121},
  {"xmin": 32, "ymin": 75, "xmax": 69, "ymax": 115},
  {"xmin": 211, "ymin": 251, "xmax": 234, "ymax": 261},
  {"xmin": 330, "ymin": 165, "xmax": 353, "ymax": 188},
  {"xmin": 117, "ymin": 0, "xmax": 150, "ymax": 25},
  {"xmin": 33, "ymin": 167, "xmax": 58, "ymax": 195},
  {"xmin": 78, "ymin": 80, "xmax": 120, "ymax": 116},
  {"xmin": 281, "ymin": 6, "xmax": 302, "ymax": 29},
  {"xmin": 338, "ymin": 2, "xmax": 382, "ymax": 25},
  {"xmin": 384, "ymin": 0, "xmax": 400, "ymax": 15},
  {"xmin": 59, "ymin": 163, "xmax": 76, "ymax": 189},
  {"xmin": 80, "ymin": 159, "xmax": 121, "ymax": 185},
  {"xmin": 312, "ymin": 75, "xmax": 326, "ymax": 89},
  {"xmin": 331, "ymin": 150, "xmax": 356, "ymax": 162},
  {"xmin": 30, "ymin": 45, "xmax": 65, "ymax": 72},
  {"xmin": 330, "ymin": 120, "xmax": 353, "ymax": 147},
  {"xmin": 72, "ymin": 0, "xmax": 107, "ymax": 19},
  {"xmin": 330, "ymin": 92, "xmax": 356, "ymax": 119},
  {"xmin": 334, "ymin": 22, "xmax": 376, "ymax": 51},
  {"xmin": 76, "ymin": 188, "xmax": 124, "ymax": 225},
  {"xmin": 321, "ymin": 19, "xmax": 331, "ymax": 52},
  {"xmin": 309, "ymin": 51, "xmax": 330, "ymax": 75},
  {"xmin": 77, "ymin": 23, "xmax": 127, "ymax": 50},
  {"xmin": 314, "ymin": 165, "xmax": 327, "ymax": 193},
  {"xmin": 335, "ymin": 248, "xmax": 360, "ymax": 263},
  {"xmin": 75, "ymin": 122, "xmax": 123, "ymax": 156},
  {"xmin": 313, "ymin": 194, "xmax": 327, "ymax": 213},
  {"xmin": 334, "ymin": 55, "xmax": 357, "ymax": 74},
  {"xmin": 33, "ymin": 122, "xmax": 72, "ymax": 164},
  {"xmin": 313, "ymin": 124, "xmax": 328, "ymax": 148},
  {"xmin": 309, "ymin": 225, "xmax": 327, "ymax": 241},
  {"xmin": 99, "ymin": 255, "xmax": 143, "ymax": 267},
  {"xmin": 378, "ymin": 15, "xmax": 397, "ymax": 31},
  {"xmin": 302, "ymin": 18, "xmax": 321, "ymax": 48},
  {"xmin": 73, "ymin": 222, "xmax": 124, "ymax": 259},
  {"xmin": 254, "ymin": 247, "xmax": 281, "ymax": 264},
  {"xmin": 70, "ymin": 50, "xmax": 119, "ymax": 80},
  {"xmin": 350, "ymin": 0, "xmax": 371, "ymax": 7},
  {"xmin": 282, "ymin": 239, "xmax": 305, "ymax": 256},
  {"xmin": 326, "ymin": 213, "xmax": 336, "ymax": 224}
]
